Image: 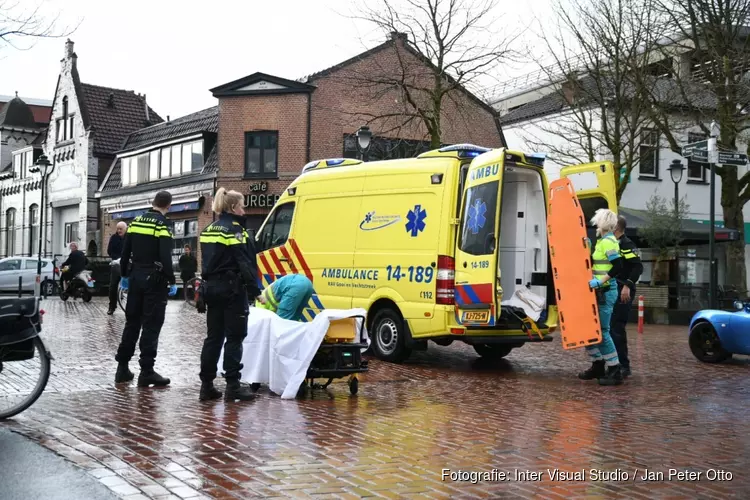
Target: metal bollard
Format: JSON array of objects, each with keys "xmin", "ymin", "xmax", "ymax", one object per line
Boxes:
[
  {"xmin": 18, "ymin": 276, "xmax": 23, "ymax": 298},
  {"xmin": 637, "ymin": 295, "xmax": 645, "ymax": 334}
]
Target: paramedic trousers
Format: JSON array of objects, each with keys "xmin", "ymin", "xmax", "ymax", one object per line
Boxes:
[
  {"xmin": 115, "ymin": 269, "xmax": 168, "ymax": 371},
  {"xmin": 585, "ymin": 285, "xmax": 620, "ymax": 367},
  {"xmin": 274, "ymin": 274, "xmax": 314, "ymax": 321},
  {"xmin": 199, "ymin": 283, "xmax": 249, "ymax": 383},
  {"xmin": 610, "ymin": 284, "xmax": 634, "ymax": 371}
]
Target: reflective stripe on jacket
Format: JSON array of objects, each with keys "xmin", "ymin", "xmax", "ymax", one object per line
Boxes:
[{"xmin": 592, "ymin": 233, "xmax": 620, "ymax": 288}]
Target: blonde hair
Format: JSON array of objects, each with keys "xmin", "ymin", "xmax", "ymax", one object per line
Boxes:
[
  {"xmin": 590, "ymin": 208, "xmax": 618, "ymax": 236},
  {"xmin": 212, "ymin": 187, "xmax": 244, "ymax": 214}
]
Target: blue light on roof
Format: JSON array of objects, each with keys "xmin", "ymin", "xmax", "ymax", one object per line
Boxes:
[
  {"xmin": 438, "ymin": 143, "xmax": 491, "ymax": 154},
  {"xmin": 301, "ymin": 160, "xmax": 320, "ymax": 173},
  {"xmin": 326, "ymin": 158, "xmax": 346, "ymax": 166},
  {"xmin": 528, "ymin": 152, "xmax": 547, "ymax": 160}
]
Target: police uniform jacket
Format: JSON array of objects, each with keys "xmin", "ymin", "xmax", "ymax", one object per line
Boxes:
[
  {"xmin": 120, "ymin": 209, "xmax": 176, "ymax": 284},
  {"xmin": 614, "ymin": 234, "xmax": 643, "ymax": 290},
  {"xmin": 200, "ymin": 212, "xmax": 261, "ymax": 298}
]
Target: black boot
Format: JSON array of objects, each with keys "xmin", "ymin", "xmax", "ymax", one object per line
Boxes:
[
  {"xmin": 137, "ymin": 369, "xmax": 171, "ymax": 387},
  {"xmin": 107, "ymin": 307, "xmax": 115, "ymax": 315},
  {"xmin": 621, "ymin": 366, "xmax": 632, "ymax": 378},
  {"xmin": 225, "ymin": 380, "xmax": 256, "ymax": 401},
  {"xmin": 114, "ymin": 363, "xmax": 134, "ymax": 383},
  {"xmin": 578, "ymin": 360, "xmax": 605, "ymax": 380},
  {"xmin": 199, "ymin": 382, "xmax": 222, "ymax": 401},
  {"xmin": 598, "ymin": 364, "xmax": 624, "ymax": 386}
]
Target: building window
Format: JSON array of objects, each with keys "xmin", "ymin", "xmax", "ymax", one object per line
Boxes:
[
  {"xmin": 160, "ymin": 146, "xmax": 171, "ymax": 178},
  {"xmin": 169, "ymin": 219, "xmax": 199, "ymax": 268},
  {"xmin": 245, "ymin": 131, "xmax": 278, "ymax": 177},
  {"xmin": 29, "ymin": 204, "xmax": 39, "ymax": 256},
  {"xmin": 120, "ymin": 140, "xmax": 204, "ymax": 187},
  {"xmin": 171, "ymin": 144, "xmax": 181, "ymax": 176},
  {"xmin": 64, "ymin": 222, "xmax": 79, "ymax": 245},
  {"xmin": 687, "ymin": 132, "xmax": 707, "ymax": 181},
  {"xmin": 639, "ymin": 129, "xmax": 659, "ymax": 178},
  {"xmin": 5, "ymin": 208, "xmax": 17, "ymax": 256},
  {"xmin": 343, "ymin": 134, "xmax": 434, "ymax": 161},
  {"xmin": 191, "ymin": 141, "xmax": 203, "ymax": 171}
]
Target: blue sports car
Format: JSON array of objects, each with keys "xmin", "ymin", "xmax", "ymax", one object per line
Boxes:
[{"xmin": 689, "ymin": 300, "xmax": 750, "ymax": 363}]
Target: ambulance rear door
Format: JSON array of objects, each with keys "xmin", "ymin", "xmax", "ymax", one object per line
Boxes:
[
  {"xmin": 558, "ymin": 161, "xmax": 618, "ymax": 246},
  {"xmin": 453, "ymin": 149, "xmax": 505, "ymax": 327}
]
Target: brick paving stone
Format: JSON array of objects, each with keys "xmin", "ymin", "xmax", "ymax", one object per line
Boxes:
[{"xmin": 2, "ymin": 297, "xmax": 750, "ymax": 498}]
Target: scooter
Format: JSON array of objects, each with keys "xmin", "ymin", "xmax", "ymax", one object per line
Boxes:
[{"xmin": 59, "ymin": 267, "xmax": 95, "ymax": 302}]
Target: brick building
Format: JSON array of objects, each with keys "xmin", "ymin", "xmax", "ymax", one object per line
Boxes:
[
  {"xmin": 96, "ymin": 106, "xmax": 218, "ymax": 279},
  {"xmin": 210, "ymin": 32, "xmax": 505, "ymax": 231}
]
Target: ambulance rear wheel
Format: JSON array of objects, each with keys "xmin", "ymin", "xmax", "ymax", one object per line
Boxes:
[
  {"xmin": 371, "ymin": 308, "xmax": 411, "ymax": 363},
  {"xmin": 473, "ymin": 344, "xmax": 514, "ymax": 359}
]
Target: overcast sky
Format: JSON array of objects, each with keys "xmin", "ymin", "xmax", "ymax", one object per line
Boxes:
[{"xmin": 2, "ymin": 0, "xmax": 553, "ymax": 119}]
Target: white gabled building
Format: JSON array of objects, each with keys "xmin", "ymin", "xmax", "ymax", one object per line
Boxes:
[{"xmin": 40, "ymin": 40, "xmax": 161, "ymax": 259}]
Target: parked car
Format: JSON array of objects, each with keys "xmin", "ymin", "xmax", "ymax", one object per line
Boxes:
[
  {"xmin": 689, "ymin": 300, "xmax": 750, "ymax": 363},
  {"xmin": 0, "ymin": 257, "xmax": 55, "ymax": 294}
]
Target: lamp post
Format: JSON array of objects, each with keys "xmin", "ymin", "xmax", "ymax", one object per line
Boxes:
[
  {"xmin": 708, "ymin": 121, "xmax": 720, "ymax": 309},
  {"xmin": 356, "ymin": 126, "xmax": 372, "ymax": 161},
  {"xmin": 668, "ymin": 158, "xmax": 685, "ymax": 309},
  {"xmin": 29, "ymin": 154, "xmax": 53, "ymax": 298}
]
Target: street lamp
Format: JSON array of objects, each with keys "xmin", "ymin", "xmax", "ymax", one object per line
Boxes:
[
  {"xmin": 356, "ymin": 126, "xmax": 372, "ymax": 161},
  {"xmin": 29, "ymin": 154, "xmax": 54, "ymax": 298},
  {"xmin": 708, "ymin": 121, "xmax": 719, "ymax": 308},
  {"xmin": 668, "ymin": 158, "xmax": 685, "ymax": 309}
]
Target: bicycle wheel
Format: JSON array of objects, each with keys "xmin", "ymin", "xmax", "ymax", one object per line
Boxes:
[
  {"xmin": 186, "ymin": 278, "xmax": 202, "ymax": 308},
  {"xmin": 0, "ymin": 336, "xmax": 51, "ymax": 420},
  {"xmin": 118, "ymin": 285, "xmax": 128, "ymax": 312}
]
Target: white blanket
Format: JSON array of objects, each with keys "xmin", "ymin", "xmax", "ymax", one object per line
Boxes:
[
  {"xmin": 217, "ymin": 307, "xmax": 369, "ymax": 399},
  {"xmin": 500, "ymin": 288, "xmax": 546, "ymax": 321}
]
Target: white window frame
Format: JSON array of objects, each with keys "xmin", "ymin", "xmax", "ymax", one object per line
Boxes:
[{"xmin": 639, "ymin": 129, "xmax": 660, "ymax": 178}]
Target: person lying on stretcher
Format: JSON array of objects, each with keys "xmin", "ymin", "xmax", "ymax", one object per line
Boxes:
[{"xmin": 256, "ymin": 274, "xmax": 314, "ymax": 321}]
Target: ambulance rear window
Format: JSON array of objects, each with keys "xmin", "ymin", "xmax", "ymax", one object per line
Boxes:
[{"xmin": 459, "ymin": 180, "xmax": 498, "ymax": 256}]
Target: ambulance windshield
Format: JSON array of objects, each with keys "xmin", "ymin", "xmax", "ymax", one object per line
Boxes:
[{"xmin": 458, "ymin": 180, "xmax": 499, "ymax": 256}]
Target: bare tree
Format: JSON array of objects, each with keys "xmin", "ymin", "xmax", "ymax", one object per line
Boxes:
[
  {"xmin": 339, "ymin": 0, "xmax": 520, "ymax": 148},
  {"xmin": 1, "ymin": 0, "xmax": 78, "ymax": 50},
  {"xmin": 518, "ymin": 0, "xmax": 660, "ymax": 203},
  {"xmin": 632, "ymin": 0, "xmax": 750, "ymax": 292}
]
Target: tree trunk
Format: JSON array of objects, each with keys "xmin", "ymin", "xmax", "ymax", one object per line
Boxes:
[
  {"xmin": 719, "ymin": 167, "xmax": 748, "ymax": 293},
  {"xmin": 651, "ymin": 250, "xmax": 669, "ymax": 285}
]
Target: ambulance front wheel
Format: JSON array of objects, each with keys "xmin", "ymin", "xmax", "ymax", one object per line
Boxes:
[{"xmin": 371, "ymin": 308, "xmax": 411, "ymax": 363}]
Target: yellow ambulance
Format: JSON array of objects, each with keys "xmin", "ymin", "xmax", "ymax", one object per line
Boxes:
[{"xmin": 254, "ymin": 144, "xmax": 617, "ymax": 362}]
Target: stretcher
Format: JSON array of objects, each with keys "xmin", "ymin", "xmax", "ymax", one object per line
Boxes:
[
  {"xmin": 297, "ymin": 315, "xmax": 369, "ymax": 397},
  {"xmin": 547, "ymin": 177, "xmax": 602, "ymax": 349}
]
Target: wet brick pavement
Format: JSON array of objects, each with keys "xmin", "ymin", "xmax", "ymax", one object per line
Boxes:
[{"xmin": 2, "ymin": 296, "xmax": 750, "ymax": 499}]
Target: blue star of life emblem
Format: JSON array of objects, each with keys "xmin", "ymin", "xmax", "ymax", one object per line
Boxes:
[
  {"xmin": 405, "ymin": 204, "xmax": 427, "ymax": 237},
  {"xmin": 467, "ymin": 199, "xmax": 487, "ymax": 235}
]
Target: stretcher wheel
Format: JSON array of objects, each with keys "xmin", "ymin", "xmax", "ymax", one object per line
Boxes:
[
  {"xmin": 348, "ymin": 377, "xmax": 359, "ymax": 395},
  {"xmin": 251, "ymin": 383, "xmax": 260, "ymax": 392}
]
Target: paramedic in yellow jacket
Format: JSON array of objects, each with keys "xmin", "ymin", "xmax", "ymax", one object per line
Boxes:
[
  {"xmin": 257, "ymin": 274, "xmax": 314, "ymax": 321},
  {"xmin": 578, "ymin": 208, "xmax": 625, "ymax": 386}
]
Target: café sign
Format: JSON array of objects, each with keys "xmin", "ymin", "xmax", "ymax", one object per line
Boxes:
[{"xmin": 244, "ymin": 181, "xmax": 280, "ymax": 208}]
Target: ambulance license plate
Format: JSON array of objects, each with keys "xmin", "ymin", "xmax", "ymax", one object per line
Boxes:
[{"xmin": 462, "ymin": 311, "xmax": 489, "ymax": 323}]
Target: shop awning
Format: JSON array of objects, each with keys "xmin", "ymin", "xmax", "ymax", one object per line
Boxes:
[
  {"xmin": 110, "ymin": 200, "xmax": 201, "ymax": 220},
  {"xmin": 618, "ymin": 207, "xmax": 742, "ymax": 244}
]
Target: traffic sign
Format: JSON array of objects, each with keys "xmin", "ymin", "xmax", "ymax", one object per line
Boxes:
[
  {"xmin": 718, "ymin": 151, "xmax": 748, "ymax": 166},
  {"xmin": 682, "ymin": 140, "xmax": 708, "ymax": 157}
]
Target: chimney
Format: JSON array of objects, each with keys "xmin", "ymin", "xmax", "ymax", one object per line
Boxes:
[
  {"xmin": 107, "ymin": 93, "xmax": 115, "ymax": 108},
  {"xmin": 65, "ymin": 39, "xmax": 75, "ymax": 58},
  {"xmin": 143, "ymin": 94, "xmax": 151, "ymax": 124},
  {"xmin": 390, "ymin": 31, "xmax": 408, "ymax": 43}
]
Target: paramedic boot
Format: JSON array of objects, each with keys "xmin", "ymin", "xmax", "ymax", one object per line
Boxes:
[
  {"xmin": 225, "ymin": 380, "xmax": 256, "ymax": 401},
  {"xmin": 598, "ymin": 364, "xmax": 624, "ymax": 386},
  {"xmin": 114, "ymin": 362, "xmax": 134, "ymax": 383},
  {"xmin": 199, "ymin": 382, "xmax": 222, "ymax": 401},
  {"xmin": 578, "ymin": 360, "xmax": 605, "ymax": 380},
  {"xmin": 137, "ymin": 369, "xmax": 171, "ymax": 387}
]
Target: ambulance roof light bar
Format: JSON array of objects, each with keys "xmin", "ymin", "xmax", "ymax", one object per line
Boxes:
[
  {"xmin": 301, "ymin": 158, "xmax": 363, "ymax": 174},
  {"xmin": 438, "ymin": 144, "xmax": 491, "ymax": 158}
]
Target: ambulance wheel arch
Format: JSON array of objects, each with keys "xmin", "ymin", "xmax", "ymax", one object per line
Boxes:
[{"xmin": 365, "ymin": 290, "xmax": 413, "ymax": 363}]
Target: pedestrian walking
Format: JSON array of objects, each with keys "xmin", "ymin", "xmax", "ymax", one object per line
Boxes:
[
  {"xmin": 256, "ymin": 274, "xmax": 314, "ymax": 321},
  {"xmin": 197, "ymin": 188, "xmax": 262, "ymax": 402},
  {"xmin": 178, "ymin": 244, "xmax": 198, "ymax": 299},
  {"xmin": 610, "ymin": 215, "xmax": 643, "ymax": 378},
  {"xmin": 107, "ymin": 221, "xmax": 127, "ymax": 314},
  {"xmin": 578, "ymin": 208, "xmax": 625, "ymax": 385},
  {"xmin": 114, "ymin": 191, "xmax": 178, "ymax": 387}
]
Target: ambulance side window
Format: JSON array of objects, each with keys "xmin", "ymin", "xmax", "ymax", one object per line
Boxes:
[
  {"xmin": 258, "ymin": 202, "xmax": 295, "ymax": 251},
  {"xmin": 459, "ymin": 180, "xmax": 499, "ymax": 256}
]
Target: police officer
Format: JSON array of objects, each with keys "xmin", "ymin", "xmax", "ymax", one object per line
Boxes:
[
  {"xmin": 611, "ymin": 215, "xmax": 643, "ymax": 378},
  {"xmin": 115, "ymin": 191, "xmax": 178, "ymax": 387},
  {"xmin": 197, "ymin": 188, "xmax": 262, "ymax": 402}
]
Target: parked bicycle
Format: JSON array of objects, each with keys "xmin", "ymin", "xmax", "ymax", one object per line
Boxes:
[{"xmin": 0, "ymin": 296, "xmax": 51, "ymax": 420}]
